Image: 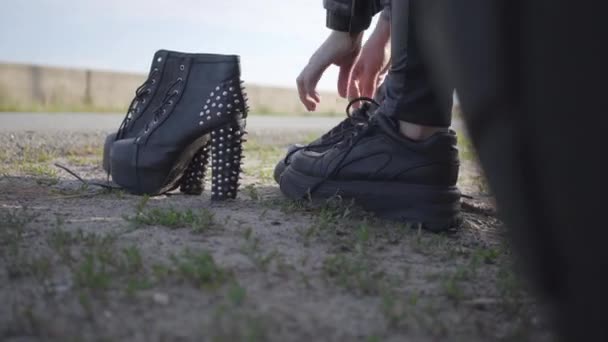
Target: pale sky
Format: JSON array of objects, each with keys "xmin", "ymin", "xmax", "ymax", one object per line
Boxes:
[{"xmin": 0, "ymin": 0, "xmax": 378, "ymax": 91}]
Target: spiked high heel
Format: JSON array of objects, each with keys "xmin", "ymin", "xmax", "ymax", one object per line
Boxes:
[{"xmin": 110, "ymin": 52, "xmax": 247, "ymax": 198}]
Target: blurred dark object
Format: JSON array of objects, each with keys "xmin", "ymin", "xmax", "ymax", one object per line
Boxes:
[{"xmin": 416, "ymin": 0, "xmax": 608, "ymax": 340}]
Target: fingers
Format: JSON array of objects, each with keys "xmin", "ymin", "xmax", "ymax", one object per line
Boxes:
[
  {"xmin": 337, "ymin": 58, "xmax": 356, "ymax": 98},
  {"xmin": 296, "ymin": 65, "xmax": 324, "ymax": 111},
  {"xmin": 347, "ymin": 72, "xmax": 361, "ymax": 108},
  {"xmin": 349, "ymin": 61, "xmax": 379, "ymax": 104},
  {"xmin": 360, "ymin": 73, "xmax": 378, "ymax": 99}
]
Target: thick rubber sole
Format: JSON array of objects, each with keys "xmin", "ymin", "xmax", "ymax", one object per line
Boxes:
[
  {"xmin": 102, "ymin": 132, "xmax": 116, "ymax": 174},
  {"xmin": 111, "ymin": 134, "xmax": 214, "ymax": 196},
  {"xmin": 279, "ymin": 167, "xmax": 462, "ymax": 232},
  {"xmin": 105, "ymin": 132, "xmax": 209, "ymax": 195}
]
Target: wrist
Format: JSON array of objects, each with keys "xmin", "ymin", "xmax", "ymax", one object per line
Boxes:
[
  {"xmin": 371, "ymin": 17, "xmax": 391, "ymax": 44},
  {"xmin": 329, "ymin": 30, "xmax": 363, "ymax": 48}
]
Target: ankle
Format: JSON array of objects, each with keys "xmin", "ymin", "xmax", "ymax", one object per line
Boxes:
[{"xmin": 398, "ymin": 121, "xmax": 448, "ymax": 141}]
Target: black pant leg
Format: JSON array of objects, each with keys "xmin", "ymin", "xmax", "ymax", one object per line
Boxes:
[
  {"xmin": 380, "ymin": 0, "xmax": 452, "ymax": 127},
  {"xmin": 416, "ymin": 1, "xmax": 608, "ymax": 340}
]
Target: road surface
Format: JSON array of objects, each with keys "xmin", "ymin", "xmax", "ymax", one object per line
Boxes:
[{"xmin": 0, "ymin": 112, "xmax": 464, "ymax": 133}]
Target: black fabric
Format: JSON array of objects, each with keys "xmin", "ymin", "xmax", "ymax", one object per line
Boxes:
[
  {"xmin": 324, "ymin": 0, "xmax": 388, "ymax": 33},
  {"xmin": 415, "ymin": 0, "xmax": 608, "ymax": 340},
  {"xmin": 380, "ymin": 0, "xmax": 452, "ymax": 126},
  {"xmin": 325, "ymin": 0, "xmax": 452, "ymax": 126}
]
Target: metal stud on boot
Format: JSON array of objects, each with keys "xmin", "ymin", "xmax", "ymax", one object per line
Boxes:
[{"xmin": 110, "ymin": 52, "xmax": 247, "ymax": 198}]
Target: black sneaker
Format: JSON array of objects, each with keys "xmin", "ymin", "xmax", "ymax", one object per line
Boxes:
[
  {"xmin": 279, "ymin": 112, "xmax": 461, "ymax": 232},
  {"xmin": 273, "ymin": 97, "xmax": 379, "ymax": 183}
]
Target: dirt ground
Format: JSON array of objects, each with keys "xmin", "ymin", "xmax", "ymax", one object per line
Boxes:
[{"xmin": 0, "ymin": 129, "xmax": 554, "ymax": 342}]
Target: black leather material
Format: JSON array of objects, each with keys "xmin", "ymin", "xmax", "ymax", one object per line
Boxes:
[
  {"xmin": 110, "ymin": 51, "xmax": 246, "ymax": 196},
  {"xmin": 122, "ymin": 50, "xmax": 171, "ymax": 138},
  {"xmin": 324, "ymin": 0, "xmax": 389, "ymax": 33},
  {"xmin": 289, "ymin": 113, "xmax": 459, "ymax": 186},
  {"xmin": 102, "ymin": 50, "xmax": 170, "ymax": 173},
  {"xmin": 273, "ymin": 101, "xmax": 377, "ymax": 183}
]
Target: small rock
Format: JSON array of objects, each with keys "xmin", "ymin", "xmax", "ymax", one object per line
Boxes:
[{"xmin": 153, "ymin": 292, "xmax": 170, "ymax": 305}]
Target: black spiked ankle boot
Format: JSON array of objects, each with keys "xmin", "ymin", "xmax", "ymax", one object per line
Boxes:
[{"xmin": 110, "ymin": 52, "xmax": 248, "ymax": 199}]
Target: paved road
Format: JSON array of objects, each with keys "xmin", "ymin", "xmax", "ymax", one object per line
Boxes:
[
  {"xmin": 0, "ymin": 113, "xmax": 343, "ymax": 133},
  {"xmin": 0, "ymin": 112, "xmax": 463, "ymax": 133}
]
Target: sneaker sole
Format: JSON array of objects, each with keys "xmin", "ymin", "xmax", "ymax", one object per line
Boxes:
[{"xmin": 279, "ymin": 167, "xmax": 462, "ymax": 232}]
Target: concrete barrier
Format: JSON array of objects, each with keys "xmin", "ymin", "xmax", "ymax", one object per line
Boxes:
[{"xmin": 0, "ymin": 63, "xmax": 347, "ymax": 115}]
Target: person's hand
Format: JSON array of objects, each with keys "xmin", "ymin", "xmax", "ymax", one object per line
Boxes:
[
  {"xmin": 348, "ymin": 17, "xmax": 391, "ymax": 101},
  {"xmin": 297, "ymin": 31, "xmax": 363, "ymax": 111}
]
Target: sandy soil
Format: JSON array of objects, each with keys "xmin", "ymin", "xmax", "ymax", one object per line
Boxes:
[{"xmin": 0, "ymin": 130, "xmax": 553, "ymax": 342}]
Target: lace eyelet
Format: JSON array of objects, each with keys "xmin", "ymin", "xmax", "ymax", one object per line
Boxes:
[
  {"xmin": 177, "ymin": 77, "xmax": 183, "ymax": 82},
  {"xmin": 168, "ymin": 100, "xmax": 173, "ymax": 105},
  {"xmin": 180, "ymin": 65, "xmax": 185, "ymax": 71},
  {"xmin": 151, "ymin": 79, "xmax": 156, "ymax": 84},
  {"xmin": 157, "ymin": 57, "xmax": 162, "ymax": 63},
  {"xmin": 173, "ymin": 90, "xmax": 179, "ymax": 95}
]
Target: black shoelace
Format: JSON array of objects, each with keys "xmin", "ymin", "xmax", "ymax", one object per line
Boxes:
[
  {"xmin": 307, "ymin": 113, "xmax": 380, "ymax": 194},
  {"xmin": 139, "ymin": 78, "xmax": 183, "ymax": 136},
  {"xmin": 56, "ymin": 77, "xmax": 185, "ymax": 189},
  {"xmin": 282, "ymin": 97, "xmax": 379, "ymax": 165},
  {"xmin": 116, "ymin": 69, "xmax": 159, "ymax": 140}
]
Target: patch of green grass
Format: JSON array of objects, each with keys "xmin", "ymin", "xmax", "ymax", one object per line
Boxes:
[
  {"xmin": 5, "ymin": 254, "xmax": 53, "ymax": 281},
  {"xmin": 457, "ymin": 132, "xmax": 477, "ymax": 162},
  {"xmin": 0, "ymin": 99, "xmax": 126, "ymax": 113},
  {"xmin": 227, "ymin": 283, "xmax": 247, "ymax": 307},
  {"xmin": 240, "ymin": 227, "xmax": 284, "ymax": 272},
  {"xmin": 171, "ymin": 249, "xmax": 232, "ymax": 289},
  {"xmin": 243, "ymin": 184, "xmax": 260, "ymax": 201},
  {"xmin": 497, "ymin": 259, "xmax": 528, "ymax": 315},
  {"xmin": 71, "ymin": 243, "xmax": 152, "ymax": 294},
  {"xmin": 126, "ymin": 198, "xmax": 220, "ymax": 233},
  {"xmin": 409, "ymin": 228, "xmax": 452, "ymax": 256},
  {"xmin": 66, "ymin": 155, "xmax": 98, "ymax": 166},
  {"xmin": 73, "ymin": 250, "xmax": 114, "ymax": 290},
  {"xmin": 20, "ymin": 163, "xmax": 58, "ymax": 179},
  {"xmin": 47, "ymin": 226, "xmax": 152, "ymax": 294},
  {"xmin": 322, "ymin": 253, "xmax": 386, "ymax": 296},
  {"xmin": 0, "ymin": 149, "xmax": 8, "ymax": 163},
  {"xmin": 21, "ymin": 146, "xmax": 56, "ymax": 164},
  {"xmin": 242, "ymin": 140, "xmax": 285, "ymax": 184},
  {"xmin": 0, "ymin": 208, "xmax": 38, "ymax": 256},
  {"xmin": 209, "ymin": 308, "xmax": 273, "ymax": 342},
  {"xmin": 441, "ymin": 273, "xmax": 466, "ymax": 302},
  {"xmin": 379, "ymin": 287, "xmax": 425, "ymax": 330},
  {"xmin": 65, "ymin": 144, "xmax": 104, "ymax": 157}
]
